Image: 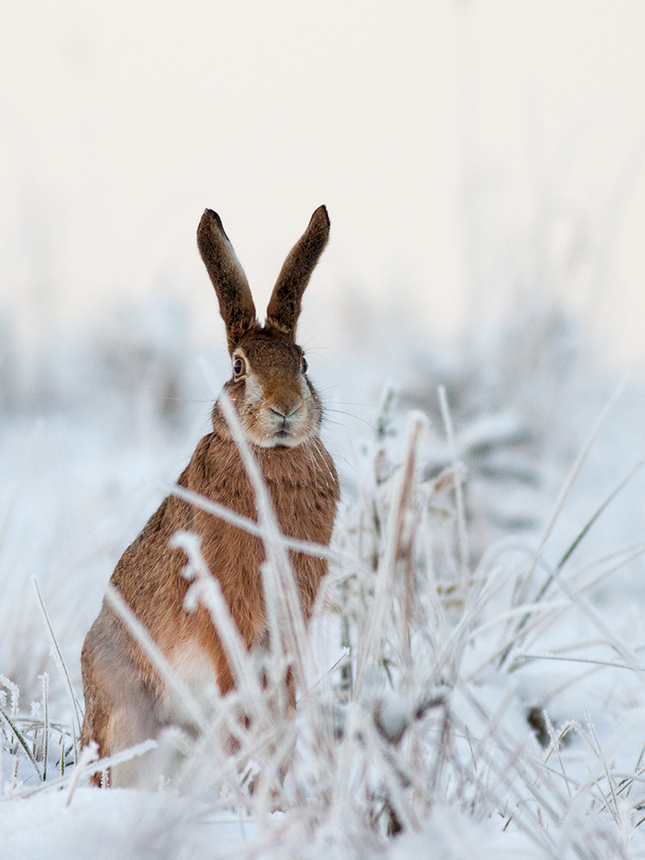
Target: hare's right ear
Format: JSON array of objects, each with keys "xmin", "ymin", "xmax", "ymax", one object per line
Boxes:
[
  {"xmin": 197, "ymin": 209, "xmax": 257, "ymax": 353},
  {"xmin": 266, "ymin": 205, "xmax": 330, "ymax": 339}
]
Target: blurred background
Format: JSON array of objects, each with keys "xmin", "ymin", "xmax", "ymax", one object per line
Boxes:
[
  {"xmin": 1, "ymin": 0, "xmax": 645, "ymax": 703},
  {"xmin": 1, "ymin": 0, "xmax": 645, "ymax": 363},
  {"xmin": 5, "ymin": 5, "xmax": 645, "ymax": 849}
]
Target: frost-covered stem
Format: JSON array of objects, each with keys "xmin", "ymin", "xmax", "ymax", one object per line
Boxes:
[
  {"xmin": 328, "ymin": 703, "xmax": 362, "ymax": 828},
  {"xmin": 252, "ymin": 727, "xmax": 297, "ymax": 827},
  {"xmin": 259, "ymin": 558, "xmax": 285, "ymax": 703},
  {"xmin": 400, "ymin": 503, "xmax": 420, "ymax": 682},
  {"xmin": 354, "ymin": 413, "xmax": 424, "ymax": 699},
  {"xmin": 40, "ymin": 673, "xmax": 49, "ymax": 782},
  {"xmin": 460, "ymin": 682, "xmax": 570, "ymax": 827},
  {"xmin": 438, "ymin": 385, "xmax": 470, "ymax": 601},
  {"xmin": 428, "ymin": 705, "xmax": 451, "ymax": 799},
  {"xmin": 359, "ymin": 709, "xmax": 421, "ymax": 832},
  {"xmin": 171, "ymin": 531, "xmax": 290, "ymax": 801},
  {"xmin": 65, "ymin": 742, "xmax": 98, "ymax": 807},
  {"xmin": 376, "ymin": 384, "xmax": 396, "ymax": 442},
  {"xmin": 339, "ymin": 596, "xmax": 353, "ymax": 697},
  {"xmin": 105, "ymin": 584, "xmax": 209, "ymax": 733},
  {"xmin": 0, "ymin": 706, "xmax": 41, "ymax": 781},
  {"xmin": 170, "ymin": 530, "xmax": 265, "ymax": 717},
  {"xmin": 544, "ymin": 710, "xmax": 572, "ymax": 801},
  {"xmin": 171, "ymin": 482, "xmax": 341, "ymax": 563},
  {"xmin": 33, "ymin": 578, "xmax": 82, "ymax": 762},
  {"xmin": 218, "ymin": 393, "xmax": 315, "ymax": 708},
  {"xmin": 504, "ymin": 548, "xmax": 645, "ymax": 692},
  {"xmin": 514, "ymin": 376, "xmax": 628, "ymax": 612},
  {"xmin": 513, "ymin": 453, "xmax": 645, "ymax": 652},
  {"xmin": 0, "ymin": 674, "xmax": 19, "ymax": 716},
  {"xmin": 61, "ymin": 740, "xmax": 156, "ymax": 806}
]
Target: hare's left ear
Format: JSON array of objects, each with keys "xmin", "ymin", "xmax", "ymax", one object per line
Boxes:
[
  {"xmin": 197, "ymin": 209, "xmax": 257, "ymax": 354},
  {"xmin": 266, "ymin": 205, "xmax": 330, "ymax": 339}
]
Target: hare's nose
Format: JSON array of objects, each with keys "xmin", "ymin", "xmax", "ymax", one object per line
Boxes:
[{"xmin": 270, "ymin": 403, "xmax": 302, "ymax": 420}]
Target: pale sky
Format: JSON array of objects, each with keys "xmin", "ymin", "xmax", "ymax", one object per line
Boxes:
[{"xmin": 1, "ymin": 1, "xmax": 645, "ymax": 363}]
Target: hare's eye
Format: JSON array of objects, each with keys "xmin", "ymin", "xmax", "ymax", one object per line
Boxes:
[
  {"xmin": 301, "ymin": 356, "xmax": 308, "ymax": 374},
  {"xmin": 233, "ymin": 357, "xmax": 245, "ymax": 377}
]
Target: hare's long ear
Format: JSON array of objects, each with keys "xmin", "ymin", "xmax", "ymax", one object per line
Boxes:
[
  {"xmin": 265, "ymin": 205, "xmax": 330, "ymax": 339},
  {"xmin": 197, "ymin": 209, "xmax": 257, "ymax": 353}
]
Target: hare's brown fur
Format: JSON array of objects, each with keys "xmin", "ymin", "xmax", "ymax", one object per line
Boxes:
[{"xmin": 81, "ymin": 206, "xmax": 339, "ymax": 786}]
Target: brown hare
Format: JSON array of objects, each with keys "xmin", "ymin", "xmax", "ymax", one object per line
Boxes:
[{"xmin": 80, "ymin": 205, "xmax": 339, "ymax": 786}]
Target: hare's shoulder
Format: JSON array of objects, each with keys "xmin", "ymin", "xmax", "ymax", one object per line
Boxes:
[{"xmin": 110, "ymin": 489, "xmax": 192, "ymax": 600}]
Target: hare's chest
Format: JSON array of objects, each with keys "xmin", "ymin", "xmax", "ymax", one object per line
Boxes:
[{"xmin": 270, "ymin": 480, "xmax": 331, "ymax": 540}]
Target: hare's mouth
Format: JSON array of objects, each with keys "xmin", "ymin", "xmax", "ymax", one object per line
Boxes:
[
  {"xmin": 252, "ymin": 429, "xmax": 307, "ymax": 448},
  {"xmin": 271, "ymin": 425, "xmax": 306, "ymax": 447}
]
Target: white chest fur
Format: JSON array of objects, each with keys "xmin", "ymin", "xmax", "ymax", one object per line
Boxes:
[{"xmin": 159, "ymin": 641, "xmax": 221, "ymax": 727}]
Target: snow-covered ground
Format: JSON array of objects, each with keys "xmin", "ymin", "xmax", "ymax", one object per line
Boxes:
[{"xmin": 2, "ymin": 295, "xmax": 645, "ymax": 859}]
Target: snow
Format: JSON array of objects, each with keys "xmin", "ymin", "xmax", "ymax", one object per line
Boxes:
[
  {"xmin": 3, "ymin": 299, "xmax": 645, "ymax": 857},
  {"xmin": 0, "ymin": 788, "xmax": 253, "ymax": 860}
]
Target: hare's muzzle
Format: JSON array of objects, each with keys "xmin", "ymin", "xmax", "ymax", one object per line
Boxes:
[
  {"xmin": 267, "ymin": 398, "xmax": 306, "ymax": 440},
  {"xmin": 269, "ymin": 402, "xmax": 304, "ymax": 438}
]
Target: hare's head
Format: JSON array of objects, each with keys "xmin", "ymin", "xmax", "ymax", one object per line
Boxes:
[{"xmin": 197, "ymin": 206, "xmax": 330, "ymax": 449}]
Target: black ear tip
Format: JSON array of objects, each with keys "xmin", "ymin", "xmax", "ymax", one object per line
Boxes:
[
  {"xmin": 313, "ymin": 205, "xmax": 330, "ymax": 229},
  {"xmin": 197, "ymin": 209, "xmax": 227, "ymax": 245},
  {"xmin": 200, "ymin": 208, "xmax": 222, "ymax": 227}
]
